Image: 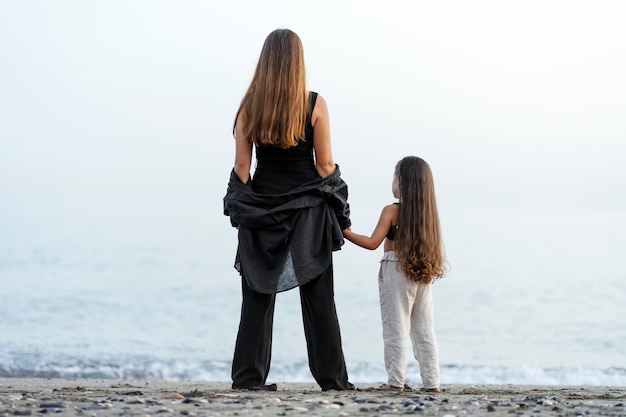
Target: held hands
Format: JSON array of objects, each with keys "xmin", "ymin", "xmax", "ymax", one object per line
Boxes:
[{"xmin": 342, "ymin": 227, "xmax": 354, "ymax": 244}]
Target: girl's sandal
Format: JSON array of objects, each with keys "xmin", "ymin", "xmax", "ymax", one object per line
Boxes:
[
  {"xmin": 378, "ymin": 384, "xmax": 404, "ymax": 392},
  {"xmin": 422, "ymin": 387, "xmax": 441, "ymax": 393}
]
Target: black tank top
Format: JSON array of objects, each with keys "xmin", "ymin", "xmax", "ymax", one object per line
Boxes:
[
  {"xmin": 255, "ymin": 92, "xmax": 317, "ymax": 162},
  {"xmin": 386, "ymin": 203, "xmax": 400, "ymax": 240},
  {"xmin": 251, "ymin": 92, "xmax": 319, "ymax": 195}
]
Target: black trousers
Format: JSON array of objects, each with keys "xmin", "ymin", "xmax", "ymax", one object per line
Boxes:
[{"xmin": 231, "ymin": 261, "xmax": 352, "ymax": 390}]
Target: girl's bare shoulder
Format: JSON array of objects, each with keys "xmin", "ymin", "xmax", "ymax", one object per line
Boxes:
[{"xmin": 381, "ymin": 203, "xmax": 399, "ymax": 218}]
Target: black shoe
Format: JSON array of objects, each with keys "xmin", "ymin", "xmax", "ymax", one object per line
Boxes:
[
  {"xmin": 322, "ymin": 381, "xmax": 355, "ymax": 391},
  {"xmin": 232, "ymin": 383, "xmax": 277, "ymax": 391}
]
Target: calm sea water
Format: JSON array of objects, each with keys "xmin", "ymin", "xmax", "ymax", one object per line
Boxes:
[{"xmin": 1, "ymin": 192, "xmax": 625, "ymax": 386}]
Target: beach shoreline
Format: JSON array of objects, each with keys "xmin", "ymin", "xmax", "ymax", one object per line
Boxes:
[{"xmin": 1, "ymin": 378, "xmax": 624, "ymax": 417}]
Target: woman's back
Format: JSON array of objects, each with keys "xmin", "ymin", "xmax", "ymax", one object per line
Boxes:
[{"xmin": 252, "ymin": 92, "xmax": 318, "ymax": 195}]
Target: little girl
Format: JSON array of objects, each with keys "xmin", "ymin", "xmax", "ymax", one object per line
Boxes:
[{"xmin": 343, "ymin": 156, "xmax": 446, "ymax": 392}]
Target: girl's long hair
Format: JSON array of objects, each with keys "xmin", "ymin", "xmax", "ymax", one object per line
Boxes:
[
  {"xmin": 233, "ymin": 29, "xmax": 308, "ymax": 148},
  {"xmin": 394, "ymin": 156, "xmax": 446, "ymax": 284}
]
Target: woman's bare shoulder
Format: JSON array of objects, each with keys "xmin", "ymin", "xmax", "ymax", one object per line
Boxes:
[{"xmin": 311, "ymin": 93, "xmax": 328, "ymax": 126}]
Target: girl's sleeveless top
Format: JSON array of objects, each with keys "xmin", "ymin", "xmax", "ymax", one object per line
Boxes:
[
  {"xmin": 252, "ymin": 92, "xmax": 319, "ymax": 195},
  {"xmin": 386, "ymin": 203, "xmax": 400, "ymax": 240}
]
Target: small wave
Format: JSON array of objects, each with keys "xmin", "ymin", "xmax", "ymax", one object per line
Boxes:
[
  {"xmin": 1, "ymin": 353, "xmax": 624, "ymax": 387},
  {"xmin": 438, "ymin": 364, "xmax": 626, "ymax": 387}
]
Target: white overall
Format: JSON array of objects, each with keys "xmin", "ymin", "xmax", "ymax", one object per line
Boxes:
[{"xmin": 378, "ymin": 251, "xmax": 440, "ymax": 389}]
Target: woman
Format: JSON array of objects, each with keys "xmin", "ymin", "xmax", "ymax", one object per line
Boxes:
[{"xmin": 223, "ymin": 29, "xmax": 354, "ymax": 391}]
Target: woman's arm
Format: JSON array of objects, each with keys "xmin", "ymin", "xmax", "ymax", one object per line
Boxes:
[
  {"xmin": 233, "ymin": 116, "xmax": 253, "ymax": 183},
  {"xmin": 311, "ymin": 94, "xmax": 336, "ymax": 178},
  {"xmin": 343, "ymin": 205, "xmax": 397, "ymax": 250}
]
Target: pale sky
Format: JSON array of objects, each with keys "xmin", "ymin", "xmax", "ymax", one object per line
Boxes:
[{"xmin": 1, "ymin": 0, "xmax": 625, "ymax": 211}]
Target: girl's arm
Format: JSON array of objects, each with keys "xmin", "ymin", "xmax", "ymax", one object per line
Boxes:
[{"xmin": 343, "ymin": 204, "xmax": 397, "ymax": 250}]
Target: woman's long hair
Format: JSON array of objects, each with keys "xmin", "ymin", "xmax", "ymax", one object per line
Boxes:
[
  {"xmin": 394, "ymin": 156, "xmax": 446, "ymax": 284},
  {"xmin": 233, "ymin": 29, "xmax": 308, "ymax": 148}
]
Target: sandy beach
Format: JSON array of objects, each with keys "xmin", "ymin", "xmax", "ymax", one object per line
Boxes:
[{"xmin": 1, "ymin": 378, "xmax": 624, "ymax": 417}]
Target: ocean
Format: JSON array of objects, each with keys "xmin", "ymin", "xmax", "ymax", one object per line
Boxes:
[{"xmin": 1, "ymin": 192, "xmax": 625, "ymax": 387}]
